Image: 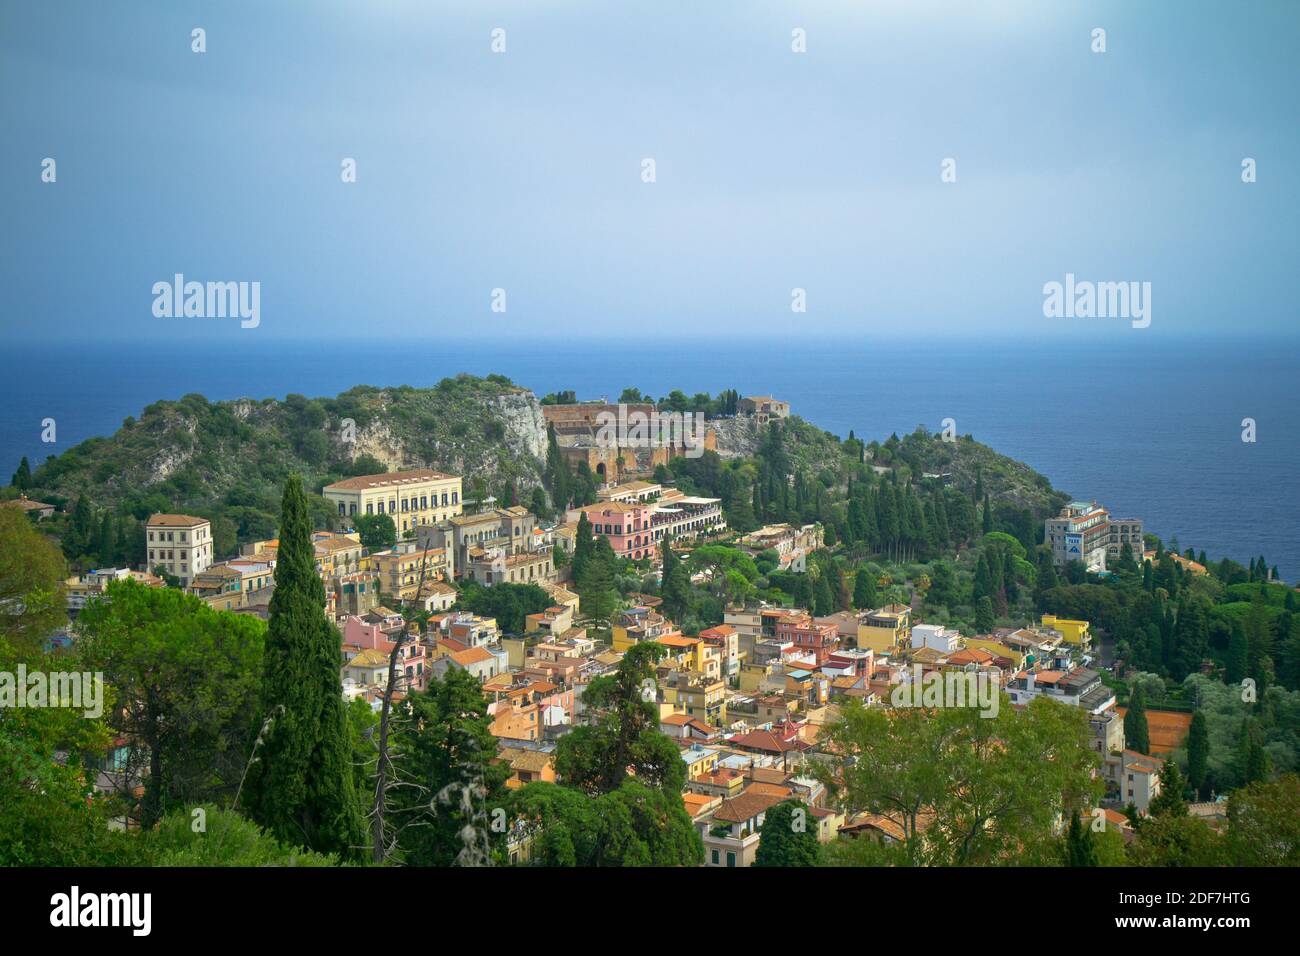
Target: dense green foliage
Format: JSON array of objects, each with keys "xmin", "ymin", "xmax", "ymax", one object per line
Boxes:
[
  {"xmin": 456, "ymin": 580, "xmax": 551, "ymax": 635},
  {"xmin": 754, "ymin": 800, "xmax": 822, "ymax": 866},
  {"xmin": 389, "ymin": 669, "xmax": 510, "ymax": 866},
  {"xmin": 242, "ymin": 476, "xmax": 365, "ymax": 858},
  {"xmin": 77, "ymin": 581, "xmax": 265, "ymax": 827},
  {"xmin": 16, "ymin": 376, "xmax": 547, "ymax": 570}
]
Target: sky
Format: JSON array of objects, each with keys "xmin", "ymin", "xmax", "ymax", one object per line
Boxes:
[{"xmin": 1, "ymin": 0, "xmax": 1296, "ymax": 344}]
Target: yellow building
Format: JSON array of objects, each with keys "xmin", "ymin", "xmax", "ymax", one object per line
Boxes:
[
  {"xmin": 856, "ymin": 604, "xmax": 912, "ymax": 653},
  {"xmin": 680, "ymin": 744, "xmax": 720, "ymax": 780},
  {"xmin": 1041, "ymin": 614, "xmax": 1090, "ymax": 648},
  {"xmin": 676, "ymin": 676, "xmax": 728, "ymax": 727},
  {"xmin": 366, "ymin": 546, "xmax": 451, "ymax": 603},
  {"xmin": 323, "ymin": 468, "xmax": 463, "ymax": 536},
  {"xmin": 963, "ymin": 637, "xmax": 1026, "ymax": 669},
  {"xmin": 738, "ymin": 661, "xmax": 771, "ymax": 693}
]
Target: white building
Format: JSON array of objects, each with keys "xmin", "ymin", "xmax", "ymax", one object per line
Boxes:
[
  {"xmin": 146, "ymin": 514, "xmax": 213, "ymax": 587},
  {"xmin": 911, "ymin": 623, "xmax": 961, "ymax": 653}
]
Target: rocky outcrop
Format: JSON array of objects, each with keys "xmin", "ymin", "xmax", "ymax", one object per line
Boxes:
[{"xmin": 710, "ymin": 415, "xmax": 762, "ymax": 459}]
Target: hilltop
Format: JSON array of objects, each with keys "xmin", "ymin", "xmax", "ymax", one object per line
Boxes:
[
  {"xmin": 23, "ymin": 375, "xmax": 549, "ymax": 548},
  {"xmin": 12, "ymin": 377, "xmax": 1067, "ymax": 562}
]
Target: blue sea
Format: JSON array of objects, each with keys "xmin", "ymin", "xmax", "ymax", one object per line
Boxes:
[{"xmin": 2, "ymin": 337, "xmax": 1297, "ymax": 581}]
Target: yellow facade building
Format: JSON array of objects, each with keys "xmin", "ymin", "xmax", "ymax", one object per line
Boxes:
[
  {"xmin": 1041, "ymin": 614, "xmax": 1091, "ymax": 648},
  {"xmin": 323, "ymin": 468, "xmax": 463, "ymax": 536},
  {"xmin": 855, "ymin": 604, "xmax": 912, "ymax": 653}
]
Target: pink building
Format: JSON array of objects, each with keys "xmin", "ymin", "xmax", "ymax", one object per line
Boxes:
[
  {"xmin": 774, "ymin": 614, "xmax": 840, "ymax": 666},
  {"xmin": 341, "ymin": 615, "xmax": 430, "ymax": 692},
  {"xmin": 578, "ymin": 502, "xmax": 657, "ymax": 560}
]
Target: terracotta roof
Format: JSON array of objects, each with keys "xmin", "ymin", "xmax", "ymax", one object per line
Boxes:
[
  {"xmin": 712, "ymin": 790, "xmax": 789, "ymax": 823},
  {"xmin": 497, "ymin": 747, "xmax": 554, "ymax": 774},
  {"xmin": 728, "ymin": 729, "xmax": 809, "ymax": 754},
  {"xmin": 324, "ymin": 468, "xmax": 456, "ymax": 491},
  {"xmin": 147, "ymin": 513, "xmax": 209, "ymax": 527},
  {"xmin": 745, "ymin": 782, "xmax": 793, "ymax": 799},
  {"xmin": 450, "ymin": 646, "xmax": 496, "ymax": 666}
]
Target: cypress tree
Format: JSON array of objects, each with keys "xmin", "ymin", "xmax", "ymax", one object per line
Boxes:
[
  {"xmin": 11, "ymin": 455, "xmax": 31, "ymax": 490},
  {"xmin": 1125, "ymin": 684, "xmax": 1150, "ymax": 755},
  {"xmin": 1148, "ymin": 761, "xmax": 1188, "ymax": 817},
  {"xmin": 1226, "ymin": 620, "xmax": 1248, "ymax": 686},
  {"xmin": 572, "ymin": 511, "xmax": 594, "ymax": 584},
  {"xmin": 931, "ymin": 489, "xmax": 949, "ymax": 547},
  {"xmin": 1186, "ymin": 711, "xmax": 1209, "ymax": 798},
  {"xmin": 1063, "ymin": 810, "xmax": 1098, "ymax": 866},
  {"xmin": 813, "ymin": 567, "xmax": 835, "ymax": 617},
  {"xmin": 981, "ymin": 492, "xmax": 993, "ymax": 535},
  {"xmin": 243, "ymin": 475, "xmax": 365, "ymax": 858},
  {"xmin": 972, "ymin": 554, "xmax": 992, "ymax": 604},
  {"xmin": 660, "ymin": 535, "xmax": 690, "ymax": 623},
  {"xmin": 543, "ymin": 424, "xmax": 569, "ymax": 509},
  {"xmin": 1241, "ymin": 721, "xmax": 1270, "ymax": 785},
  {"xmin": 853, "ymin": 568, "xmax": 877, "ymax": 610},
  {"xmin": 1002, "ymin": 550, "xmax": 1019, "ymax": 605}
]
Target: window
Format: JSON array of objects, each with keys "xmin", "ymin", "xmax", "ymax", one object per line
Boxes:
[
  {"xmin": 711, "ymin": 850, "xmax": 719, "ymax": 865},
  {"xmin": 726, "ymin": 852, "xmax": 736, "ymax": 867}
]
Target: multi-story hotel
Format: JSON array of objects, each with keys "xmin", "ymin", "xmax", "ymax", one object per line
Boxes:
[
  {"xmin": 419, "ymin": 506, "xmax": 538, "ymax": 577},
  {"xmin": 1044, "ymin": 500, "xmax": 1143, "ymax": 572},
  {"xmin": 577, "ymin": 501, "xmax": 656, "ymax": 560},
  {"xmin": 145, "ymin": 513, "xmax": 213, "ymax": 587},
  {"xmin": 365, "ymin": 542, "xmax": 452, "ymax": 603},
  {"xmin": 323, "ymin": 468, "xmax": 462, "ymax": 536}
]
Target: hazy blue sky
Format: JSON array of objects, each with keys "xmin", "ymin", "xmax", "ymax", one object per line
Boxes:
[{"xmin": 2, "ymin": 0, "xmax": 1296, "ymax": 343}]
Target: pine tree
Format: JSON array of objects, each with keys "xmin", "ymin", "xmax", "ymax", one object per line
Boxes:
[
  {"xmin": 1125, "ymin": 684, "xmax": 1150, "ymax": 755},
  {"xmin": 243, "ymin": 475, "xmax": 365, "ymax": 858},
  {"xmin": 1186, "ymin": 710, "xmax": 1209, "ymax": 799},
  {"xmin": 577, "ymin": 541, "xmax": 620, "ymax": 627},
  {"xmin": 753, "ymin": 801, "xmax": 820, "ymax": 867}
]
